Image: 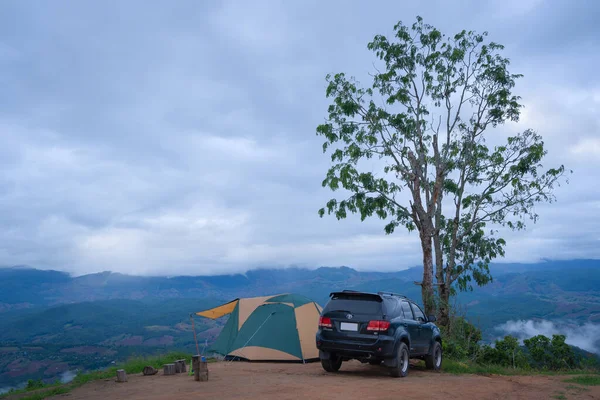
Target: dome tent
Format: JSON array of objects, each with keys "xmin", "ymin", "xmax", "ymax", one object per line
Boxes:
[{"xmin": 195, "ymin": 293, "xmax": 322, "ymax": 362}]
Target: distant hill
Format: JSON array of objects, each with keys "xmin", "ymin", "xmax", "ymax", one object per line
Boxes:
[
  {"xmin": 0, "ymin": 265, "xmax": 416, "ymax": 311},
  {"xmin": 2, "ymin": 259, "xmax": 600, "ymax": 339},
  {"xmin": 1, "ymin": 259, "xmax": 599, "ymax": 389},
  {"xmin": 2, "ymin": 259, "xmax": 598, "ymax": 310}
]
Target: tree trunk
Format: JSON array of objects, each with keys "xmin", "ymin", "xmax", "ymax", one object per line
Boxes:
[
  {"xmin": 419, "ymin": 229, "xmax": 436, "ymax": 317},
  {"xmin": 438, "ymin": 283, "xmax": 450, "ymax": 327},
  {"xmin": 432, "ymin": 215, "xmax": 446, "ymax": 326}
]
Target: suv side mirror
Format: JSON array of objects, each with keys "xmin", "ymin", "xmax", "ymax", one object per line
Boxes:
[{"xmin": 427, "ymin": 315, "xmax": 437, "ymax": 322}]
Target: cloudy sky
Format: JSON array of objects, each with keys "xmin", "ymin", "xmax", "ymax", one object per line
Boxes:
[{"xmin": 0, "ymin": 0, "xmax": 598, "ymax": 276}]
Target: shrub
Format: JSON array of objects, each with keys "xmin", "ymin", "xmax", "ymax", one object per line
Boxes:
[
  {"xmin": 441, "ymin": 316, "xmax": 482, "ymax": 361},
  {"xmin": 476, "ymin": 336, "xmax": 529, "ymax": 369},
  {"xmin": 25, "ymin": 379, "xmax": 45, "ymax": 390},
  {"xmin": 523, "ymin": 334, "xmax": 579, "ymax": 370}
]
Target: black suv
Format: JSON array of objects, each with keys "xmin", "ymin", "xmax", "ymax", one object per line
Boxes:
[{"xmin": 315, "ymin": 290, "xmax": 442, "ymax": 377}]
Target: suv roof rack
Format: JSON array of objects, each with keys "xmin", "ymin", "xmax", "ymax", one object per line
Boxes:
[{"xmin": 377, "ymin": 291, "xmax": 408, "ymax": 299}]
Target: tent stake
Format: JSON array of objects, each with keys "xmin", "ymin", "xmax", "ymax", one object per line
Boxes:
[{"xmin": 190, "ymin": 314, "xmax": 201, "ymax": 356}]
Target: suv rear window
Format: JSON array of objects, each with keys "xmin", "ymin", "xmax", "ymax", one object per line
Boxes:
[{"xmin": 323, "ymin": 294, "xmax": 383, "ymax": 314}]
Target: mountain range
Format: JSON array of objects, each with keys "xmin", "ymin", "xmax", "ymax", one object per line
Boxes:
[{"xmin": 1, "ymin": 259, "xmax": 600, "ymax": 391}]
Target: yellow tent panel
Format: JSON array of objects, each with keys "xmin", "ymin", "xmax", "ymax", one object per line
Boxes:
[{"xmin": 195, "ymin": 299, "xmax": 239, "ymax": 319}]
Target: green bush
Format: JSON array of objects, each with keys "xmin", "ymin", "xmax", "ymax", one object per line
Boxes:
[
  {"xmin": 523, "ymin": 334, "xmax": 579, "ymax": 370},
  {"xmin": 440, "ymin": 314, "xmax": 596, "ymax": 373},
  {"xmin": 441, "ymin": 316, "xmax": 482, "ymax": 361},
  {"xmin": 25, "ymin": 379, "xmax": 45, "ymax": 390},
  {"xmin": 476, "ymin": 336, "xmax": 529, "ymax": 369}
]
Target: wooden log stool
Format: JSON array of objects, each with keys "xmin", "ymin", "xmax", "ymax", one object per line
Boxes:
[
  {"xmin": 177, "ymin": 360, "xmax": 187, "ymax": 373},
  {"xmin": 143, "ymin": 366, "xmax": 158, "ymax": 376},
  {"xmin": 163, "ymin": 363, "xmax": 176, "ymax": 376},
  {"xmin": 192, "ymin": 355, "xmax": 208, "ymax": 381},
  {"xmin": 116, "ymin": 369, "xmax": 127, "ymax": 382}
]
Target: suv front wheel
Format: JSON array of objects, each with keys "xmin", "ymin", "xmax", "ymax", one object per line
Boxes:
[
  {"xmin": 390, "ymin": 342, "xmax": 409, "ymax": 378},
  {"xmin": 321, "ymin": 354, "xmax": 342, "ymax": 372}
]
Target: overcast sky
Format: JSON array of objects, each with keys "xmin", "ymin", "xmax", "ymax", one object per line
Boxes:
[{"xmin": 0, "ymin": 0, "xmax": 598, "ymax": 276}]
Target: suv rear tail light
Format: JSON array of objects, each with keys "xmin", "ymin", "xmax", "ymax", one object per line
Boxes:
[
  {"xmin": 319, "ymin": 316, "xmax": 332, "ymax": 328},
  {"xmin": 366, "ymin": 320, "xmax": 390, "ymax": 331}
]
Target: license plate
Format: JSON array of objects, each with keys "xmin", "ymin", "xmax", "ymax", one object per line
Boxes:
[{"xmin": 340, "ymin": 322, "xmax": 359, "ymax": 331}]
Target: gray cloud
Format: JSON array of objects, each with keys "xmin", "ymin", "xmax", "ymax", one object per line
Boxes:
[{"xmin": 0, "ymin": 0, "xmax": 599, "ymax": 276}]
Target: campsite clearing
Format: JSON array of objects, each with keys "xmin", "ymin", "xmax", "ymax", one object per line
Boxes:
[{"xmin": 43, "ymin": 360, "xmax": 599, "ymax": 400}]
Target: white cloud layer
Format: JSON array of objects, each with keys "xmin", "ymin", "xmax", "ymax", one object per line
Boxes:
[
  {"xmin": 0, "ymin": 0, "xmax": 599, "ymax": 275},
  {"xmin": 496, "ymin": 319, "xmax": 600, "ymax": 355}
]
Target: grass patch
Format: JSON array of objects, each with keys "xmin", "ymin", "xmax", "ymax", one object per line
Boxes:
[
  {"xmin": 551, "ymin": 391, "xmax": 567, "ymax": 400},
  {"xmin": 1, "ymin": 352, "xmax": 197, "ymax": 400},
  {"xmin": 563, "ymin": 375, "xmax": 600, "ymax": 386},
  {"xmin": 565, "ymin": 384, "xmax": 589, "ymax": 394},
  {"xmin": 440, "ymin": 359, "xmax": 599, "ymax": 377},
  {"xmin": 440, "ymin": 359, "xmax": 532, "ymax": 376},
  {"xmin": 13, "ymin": 387, "xmax": 70, "ymax": 400}
]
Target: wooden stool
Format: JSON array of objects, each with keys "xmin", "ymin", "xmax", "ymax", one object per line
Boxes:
[{"xmin": 192, "ymin": 355, "xmax": 208, "ymax": 381}]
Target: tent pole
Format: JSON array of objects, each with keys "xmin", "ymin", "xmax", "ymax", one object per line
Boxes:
[{"xmin": 190, "ymin": 314, "xmax": 201, "ymax": 356}]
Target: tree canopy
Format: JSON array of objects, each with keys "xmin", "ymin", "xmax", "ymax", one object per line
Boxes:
[{"xmin": 315, "ymin": 16, "xmax": 569, "ymax": 323}]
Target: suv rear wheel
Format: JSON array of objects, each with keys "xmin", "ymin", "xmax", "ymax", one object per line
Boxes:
[
  {"xmin": 425, "ymin": 341, "xmax": 442, "ymax": 370},
  {"xmin": 321, "ymin": 354, "xmax": 342, "ymax": 372},
  {"xmin": 390, "ymin": 342, "xmax": 409, "ymax": 377}
]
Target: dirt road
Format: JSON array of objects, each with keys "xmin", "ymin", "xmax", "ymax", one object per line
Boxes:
[{"xmin": 47, "ymin": 361, "xmax": 598, "ymax": 400}]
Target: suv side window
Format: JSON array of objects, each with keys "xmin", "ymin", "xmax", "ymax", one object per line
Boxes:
[
  {"xmin": 383, "ymin": 297, "xmax": 402, "ymax": 319},
  {"xmin": 400, "ymin": 301, "xmax": 414, "ymax": 320},
  {"xmin": 410, "ymin": 302, "xmax": 426, "ymax": 322}
]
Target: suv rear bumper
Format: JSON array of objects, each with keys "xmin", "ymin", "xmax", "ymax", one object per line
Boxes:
[{"xmin": 316, "ymin": 333, "xmax": 396, "ymax": 359}]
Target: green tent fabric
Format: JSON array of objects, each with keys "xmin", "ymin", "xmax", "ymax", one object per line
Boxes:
[
  {"xmin": 209, "ymin": 301, "xmax": 239, "ymax": 356},
  {"xmin": 229, "ymin": 303, "xmax": 303, "ymax": 360},
  {"xmin": 195, "ymin": 293, "xmax": 322, "ymax": 362},
  {"xmin": 265, "ymin": 294, "xmax": 312, "ymax": 308}
]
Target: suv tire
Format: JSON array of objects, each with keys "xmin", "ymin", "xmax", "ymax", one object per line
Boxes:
[
  {"xmin": 425, "ymin": 341, "xmax": 442, "ymax": 371},
  {"xmin": 390, "ymin": 342, "xmax": 409, "ymax": 378},
  {"xmin": 321, "ymin": 354, "xmax": 342, "ymax": 372}
]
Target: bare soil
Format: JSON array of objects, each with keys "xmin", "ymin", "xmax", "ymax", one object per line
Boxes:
[{"xmin": 47, "ymin": 361, "xmax": 600, "ymax": 400}]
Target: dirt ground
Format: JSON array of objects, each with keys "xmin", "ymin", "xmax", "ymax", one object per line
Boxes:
[{"xmin": 47, "ymin": 361, "xmax": 599, "ymax": 400}]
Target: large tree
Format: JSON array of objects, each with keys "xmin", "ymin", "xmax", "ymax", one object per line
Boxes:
[{"xmin": 316, "ymin": 16, "xmax": 568, "ymax": 325}]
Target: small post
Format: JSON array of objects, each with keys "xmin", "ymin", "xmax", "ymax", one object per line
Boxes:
[
  {"xmin": 192, "ymin": 355, "xmax": 208, "ymax": 381},
  {"xmin": 116, "ymin": 369, "xmax": 127, "ymax": 382},
  {"xmin": 175, "ymin": 361, "xmax": 182, "ymax": 373},
  {"xmin": 199, "ymin": 363, "xmax": 208, "ymax": 381},
  {"xmin": 163, "ymin": 363, "xmax": 176, "ymax": 375},
  {"xmin": 177, "ymin": 360, "xmax": 187, "ymax": 373},
  {"xmin": 192, "ymin": 355, "xmax": 200, "ymax": 381},
  {"xmin": 198, "ymin": 356, "xmax": 208, "ymax": 381},
  {"xmin": 190, "ymin": 314, "xmax": 201, "ymax": 356}
]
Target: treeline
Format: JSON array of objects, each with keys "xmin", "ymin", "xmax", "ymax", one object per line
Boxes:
[{"xmin": 443, "ymin": 317, "xmax": 600, "ymax": 371}]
